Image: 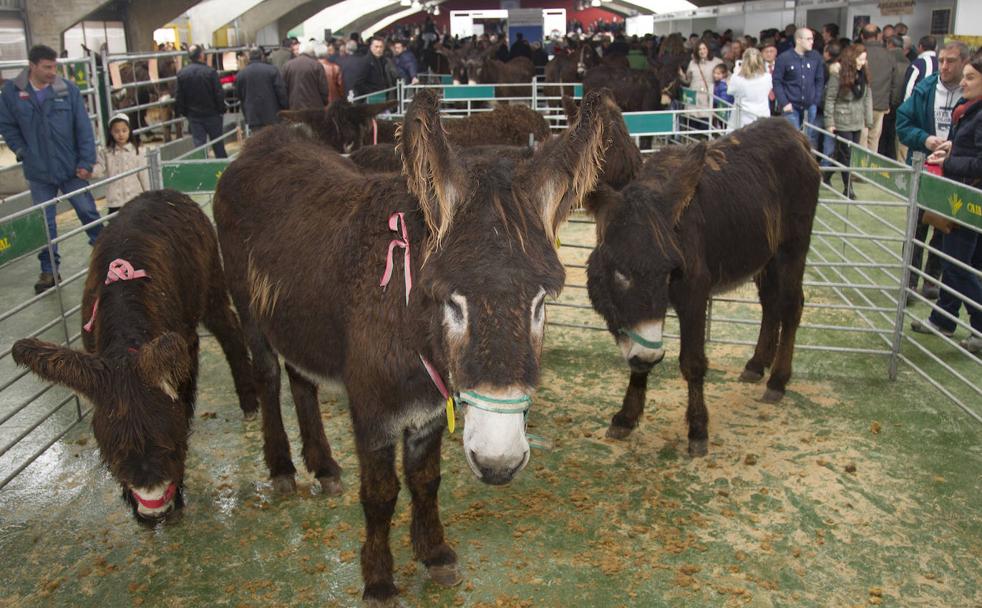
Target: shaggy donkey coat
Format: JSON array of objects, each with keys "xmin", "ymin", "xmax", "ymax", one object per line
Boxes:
[
  {"xmin": 586, "ymin": 117, "xmax": 819, "ymax": 456},
  {"xmin": 12, "ymin": 190, "xmax": 257, "ymax": 523},
  {"xmin": 278, "ymin": 98, "xmax": 396, "ymax": 152},
  {"xmin": 213, "ymin": 89, "xmax": 610, "ymax": 604}
]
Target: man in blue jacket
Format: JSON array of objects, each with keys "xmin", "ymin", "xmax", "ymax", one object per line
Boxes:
[
  {"xmin": 896, "ymin": 41, "xmax": 968, "ymax": 302},
  {"xmin": 772, "ymin": 27, "xmax": 824, "ymax": 149},
  {"xmin": 0, "ymin": 45, "xmax": 102, "ymax": 294}
]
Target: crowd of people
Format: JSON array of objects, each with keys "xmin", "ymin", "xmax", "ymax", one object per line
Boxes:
[{"xmin": 0, "ymin": 19, "xmax": 978, "ymax": 352}]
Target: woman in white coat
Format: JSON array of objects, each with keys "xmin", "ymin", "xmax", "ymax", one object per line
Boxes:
[
  {"xmin": 680, "ymin": 40, "xmax": 724, "ymax": 122},
  {"xmin": 726, "ymin": 48, "xmax": 773, "ymax": 128}
]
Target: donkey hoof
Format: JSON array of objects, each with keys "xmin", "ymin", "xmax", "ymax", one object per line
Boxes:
[
  {"xmin": 428, "ymin": 563, "xmax": 463, "ymax": 587},
  {"xmin": 739, "ymin": 369, "xmax": 764, "ymax": 383},
  {"xmin": 605, "ymin": 425, "xmax": 634, "ymax": 440},
  {"xmin": 242, "ymin": 409, "xmax": 258, "ymax": 421},
  {"xmin": 688, "ymin": 439, "xmax": 708, "ymax": 458},
  {"xmin": 760, "ymin": 388, "xmax": 785, "ymax": 403},
  {"xmin": 317, "ymin": 475, "xmax": 343, "ymax": 497},
  {"xmin": 272, "ymin": 474, "xmax": 297, "ymax": 495}
]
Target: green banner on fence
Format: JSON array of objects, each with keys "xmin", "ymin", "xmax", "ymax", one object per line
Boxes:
[
  {"xmin": 0, "ymin": 210, "xmax": 47, "ymax": 266},
  {"xmin": 162, "ymin": 161, "xmax": 231, "ymax": 192},
  {"xmin": 849, "ymin": 147, "xmax": 911, "ymax": 196},
  {"xmin": 680, "ymin": 87, "xmax": 697, "ymax": 106},
  {"xmin": 366, "ymin": 93, "xmax": 388, "ymax": 104},
  {"xmin": 442, "ymin": 85, "xmax": 496, "ymax": 100},
  {"xmin": 623, "ymin": 112, "xmax": 674, "ymax": 135},
  {"xmin": 573, "ymin": 83, "xmax": 583, "ymax": 98},
  {"xmin": 918, "ymin": 173, "xmax": 982, "ymax": 230}
]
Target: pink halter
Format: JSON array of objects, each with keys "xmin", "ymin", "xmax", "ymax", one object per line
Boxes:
[
  {"xmin": 83, "ymin": 259, "xmax": 150, "ymax": 333},
  {"xmin": 379, "ymin": 212, "xmax": 412, "ymax": 305}
]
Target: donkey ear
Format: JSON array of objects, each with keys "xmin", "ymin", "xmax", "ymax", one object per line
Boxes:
[
  {"xmin": 12, "ymin": 338, "xmax": 107, "ymax": 400},
  {"xmin": 398, "ymin": 89, "xmax": 467, "ymax": 250},
  {"xmin": 584, "ymin": 183, "xmax": 622, "ymax": 244},
  {"xmin": 136, "ymin": 333, "xmax": 192, "ymax": 401},
  {"xmin": 521, "ymin": 89, "xmax": 609, "ymax": 244},
  {"xmin": 561, "ymin": 95, "xmax": 579, "ymax": 123},
  {"xmin": 664, "ymin": 142, "xmax": 709, "ymax": 225}
]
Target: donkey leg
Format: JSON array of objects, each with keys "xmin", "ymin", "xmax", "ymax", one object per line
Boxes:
[
  {"xmin": 403, "ymin": 419, "xmax": 460, "ymax": 587},
  {"xmin": 179, "ymin": 333, "xmax": 201, "ymax": 417},
  {"xmin": 606, "ymin": 371, "xmax": 649, "ymax": 439},
  {"xmin": 284, "ymin": 363, "xmax": 343, "ymax": 495},
  {"xmin": 763, "ymin": 251, "xmax": 807, "ymax": 403},
  {"xmin": 355, "ymin": 439, "xmax": 401, "ymax": 605},
  {"xmin": 233, "ymin": 301, "xmax": 296, "ymax": 494},
  {"xmin": 202, "ymin": 285, "xmax": 259, "ymax": 419},
  {"xmin": 741, "ymin": 262, "xmax": 782, "ymax": 383},
  {"xmin": 677, "ymin": 301, "xmax": 710, "ymax": 457}
]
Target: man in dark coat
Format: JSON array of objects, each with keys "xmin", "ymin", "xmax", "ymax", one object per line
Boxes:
[
  {"xmin": 282, "ymin": 42, "xmax": 329, "ymax": 110},
  {"xmin": 772, "ymin": 27, "xmax": 824, "ymax": 148},
  {"xmin": 336, "ymin": 40, "xmax": 369, "ymax": 97},
  {"xmin": 0, "ymin": 44, "xmax": 102, "ymax": 293},
  {"xmin": 360, "ymin": 37, "xmax": 399, "ymax": 97},
  {"xmin": 509, "ymin": 33, "xmax": 532, "ymax": 61},
  {"xmin": 269, "ymin": 38, "xmax": 298, "ymax": 71},
  {"xmin": 236, "ymin": 48, "xmax": 288, "ymax": 131},
  {"xmin": 175, "ymin": 44, "xmax": 227, "ymax": 158}
]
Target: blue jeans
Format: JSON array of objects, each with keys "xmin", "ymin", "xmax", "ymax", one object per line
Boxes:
[
  {"xmin": 814, "ymin": 113, "xmax": 836, "ymax": 167},
  {"xmin": 783, "ymin": 104, "xmax": 819, "ymax": 151},
  {"xmin": 929, "ymin": 227, "xmax": 982, "ymax": 334},
  {"xmin": 188, "ymin": 115, "xmax": 228, "ymax": 159},
  {"xmin": 29, "ymin": 178, "xmax": 103, "ymax": 274}
]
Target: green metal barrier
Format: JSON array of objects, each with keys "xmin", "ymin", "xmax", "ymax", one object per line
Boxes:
[
  {"xmin": 0, "ymin": 211, "xmax": 46, "ymax": 266},
  {"xmin": 161, "ymin": 160, "xmax": 230, "ymax": 192},
  {"xmin": 681, "ymin": 87, "xmax": 698, "ymax": 106},
  {"xmin": 849, "ymin": 147, "xmax": 912, "ymax": 196},
  {"xmin": 442, "ymin": 85, "xmax": 497, "ymax": 100}
]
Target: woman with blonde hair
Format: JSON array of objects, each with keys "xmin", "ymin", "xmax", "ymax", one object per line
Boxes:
[{"xmin": 726, "ymin": 47, "xmax": 773, "ymax": 127}]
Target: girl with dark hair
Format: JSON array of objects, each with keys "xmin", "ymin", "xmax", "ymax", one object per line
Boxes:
[
  {"xmin": 825, "ymin": 42, "xmax": 873, "ymax": 198},
  {"xmin": 915, "ymin": 49, "xmax": 982, "ymax": 354},
  {"xmin": 92, "ymin": 113, "xmax": 148, "ymax": 214}
]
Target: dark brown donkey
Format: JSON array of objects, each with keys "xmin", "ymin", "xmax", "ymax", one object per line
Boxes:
[
  {"xmin": 586, "ymin": 118, "xmax": 819, "ymax": 456},
  {"xmin": 12, "ymin": 190, "xmax": 257, "ymax": 523},
  {"xmin": 278, "ymin": 98, "xmax": 397, "ymax": 152},
  {"xmin": 213, "ymin": 89, "xmax": 609, "ymax": 604}
]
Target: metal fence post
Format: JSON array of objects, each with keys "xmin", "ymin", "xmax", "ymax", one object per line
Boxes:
[
  {"xmin": 147, "ymin": 148, "xmax": 163, "ymax": 191},
  {"xmin": 888, "ymin": 158, "xmax": 923, "ymax": 380},
  {"xmin": 89, "ymin": 52, "xmax": 106, "ymax": 147}
]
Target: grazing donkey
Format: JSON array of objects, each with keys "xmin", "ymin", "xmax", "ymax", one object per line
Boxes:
[
  {"xmin": 586, "ymin": 118, "xmax": 820, "ymax": 456},
  {"xmin": 213, "ymin": 89, "xmax": 609, "ymax": 604},
  {"xmin": 12, "ymin": 190, "xmax": 258, "ymax": 523}
]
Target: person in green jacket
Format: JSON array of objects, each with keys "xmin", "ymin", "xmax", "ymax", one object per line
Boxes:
[{"xmin": 825, "ymin": 42, "xmax": 874, "ymax": 199}]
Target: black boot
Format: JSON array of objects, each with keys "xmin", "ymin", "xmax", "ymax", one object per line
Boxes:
[{"xmin": 34, "ymin": 272, "xmax": 62, "ymax": 295}]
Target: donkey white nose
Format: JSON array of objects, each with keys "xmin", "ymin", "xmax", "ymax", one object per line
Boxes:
[
  {"xmin": 461, "ymin": 387, "xmax": 531, "ymax": 485},
  {"xmin": 619, "ymin": 320, "xmax": 666, "ymax": 366}
]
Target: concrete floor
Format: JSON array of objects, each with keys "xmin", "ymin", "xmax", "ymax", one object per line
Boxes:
[{"xmin": 0, "ymin": 189, "xmax": 980, "ymax": 607}]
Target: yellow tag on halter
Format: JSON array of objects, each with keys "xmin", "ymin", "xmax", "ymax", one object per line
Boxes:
[
  {"xmin": 555, "ymin": 237, "xmax": 561, "ymax": 249},
  {"xmin": 446, "ymin": 397, "xmax": 455, "ymax": 433}
]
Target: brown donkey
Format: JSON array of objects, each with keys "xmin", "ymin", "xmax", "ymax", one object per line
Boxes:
[
  {"xmin": 586, "ymin": 118, "xmax": 820, "ymax": 456},
  {"xmin": 12, "ymin": 190, "xmax": 258, "ymax": 523},
  {"xmin": 213, "ymin": 89, "xmax": 609, "ymax": 604}
]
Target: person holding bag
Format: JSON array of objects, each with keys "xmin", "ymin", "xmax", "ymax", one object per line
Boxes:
[{"xmin": 911, "ymin": 49, "xmax": 982, "ymax": 354}]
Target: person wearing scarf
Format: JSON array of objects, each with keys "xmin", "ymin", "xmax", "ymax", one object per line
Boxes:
[{"xmin": 825, "ymin": 43, "xmax": 874, "ymax": 199}]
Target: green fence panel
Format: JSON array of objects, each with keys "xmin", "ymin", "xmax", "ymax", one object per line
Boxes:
[
  {"xmin": 366, "ymin": 93, "xmax": 388, "ymax": 104},
  {"xmin": 442, "ymin": 85, "xmax": 496, "ymax": 100},
  {"xmin": 573, "ymin": 83, "xmax": 583, "ymax": 98},
  {"xmin": 162, "ymin": 160, "xmax": 231, "ymax": 192},
  {"xmin": 440, "ymin": 75, "xmax": 453, "ymax": 85},
  {"xmin": 917, "ymin": 173, "xmax": 982, "ymax": 230},
  {"xmin": 849, "ymin": 147, "xmax": 911, "ymax": 197},
  {"xmin": 680, "ymin": 87, "xmax": 697, "ymax": 106},
  {"xmin": 0, "ymin": 210, "xmax": 47, "ymax": 266},
  {"xmin": 623, "ymin": 112, "xmax": 675, "ymax": 135}
]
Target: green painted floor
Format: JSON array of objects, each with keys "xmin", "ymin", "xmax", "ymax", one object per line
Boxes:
[{"xmin": 1, "ymin": 187, "xmax": 980, "ymax": 607}]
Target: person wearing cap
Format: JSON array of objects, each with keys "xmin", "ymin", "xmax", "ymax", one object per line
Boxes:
[
  {"xmin": 91, "ymin": 113, "xmax": 148, "ymax": 215},
  {"xmin": 0, "ymin": 44, "xmax": 103, "ymax": 294}
]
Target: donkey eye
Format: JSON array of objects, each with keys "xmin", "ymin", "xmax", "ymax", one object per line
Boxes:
[
  {"xmin": 443, "ymin": 292, "xmax": 468, "ymax": 336},
  {"xmin": 446, "ymin": 299, "xmax": 464, "ymax": 324},
  {"xmin": 531, "ymin": 288, "xmax": 546, "ymax": 326}
]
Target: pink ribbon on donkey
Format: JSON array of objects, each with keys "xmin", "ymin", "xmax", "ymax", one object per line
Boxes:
[
  {"xmin": 83, "ymin": 259, "xmax": 150, "ymax": 333},
  {"xmin": 379, "ymin": 212, "xmax": 412, "ymax": 305}
]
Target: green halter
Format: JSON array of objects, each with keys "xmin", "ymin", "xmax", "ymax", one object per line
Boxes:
[{"xmin": 619, "ymin": 327, "xmax": 664, "ymax": 350}]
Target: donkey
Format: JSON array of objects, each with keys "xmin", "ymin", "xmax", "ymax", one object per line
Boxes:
[
  {"xmin": 586, "ymin": 118, "xmax": 820, "ymax": 457},
  {"xmin": 213, "ymin": 88, "xmax": 609, "ymax": 604},
  {"xmin": 12, "ymin": 190, "xmax": 258, "ymax": 523},
  {"xmin": 278, "ymin": 98, "xmax": 397, "ymax": 152},
  {"xmin": 439, "ymin": 44, "xmax": 535, "ymax": 99},
  {"xmin": 583, "ymin": 66, "xmax": 663, "ymax": 113}
]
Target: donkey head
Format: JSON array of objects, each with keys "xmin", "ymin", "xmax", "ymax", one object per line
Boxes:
[
  {"xmin": 280, "ymin": 99, "xmax": 396, "ymax": 153},
  {"xmin": 400, "ymin": 89, "xmax": 608, "ymax": 485},
  {"xmin": 586, "ymin": 142, "xmax": 708, "ymax": 373},
  {"xmin": 12, "ymin": 333, "xmax": 194, "ymax": 524}
]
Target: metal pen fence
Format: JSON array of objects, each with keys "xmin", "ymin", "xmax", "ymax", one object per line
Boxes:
[{"xmin": 0, "ymin": 87, "xmax": 978, "ymax": 493}]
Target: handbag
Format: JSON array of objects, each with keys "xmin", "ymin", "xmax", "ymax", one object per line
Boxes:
[{"xmin": 921, "ymin": 210, "xmax": 954, "ymax": 234}]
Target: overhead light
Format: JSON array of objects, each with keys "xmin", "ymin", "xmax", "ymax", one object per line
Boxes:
[
  {"xmin": 433, "ymin": 5, "xmax": 440, "ymax": 14},
  {"xmin": 591, "ymin": 0, "xmax": 601, "ymax": 6},
  {"xmin": 400, "ymin": 0, "xmax": 411, "ymax": 6}
]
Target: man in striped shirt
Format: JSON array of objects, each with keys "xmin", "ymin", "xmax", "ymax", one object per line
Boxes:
[{"xmin": 902, "ymin": 36, "xmax": 938, "ymax": 102}]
